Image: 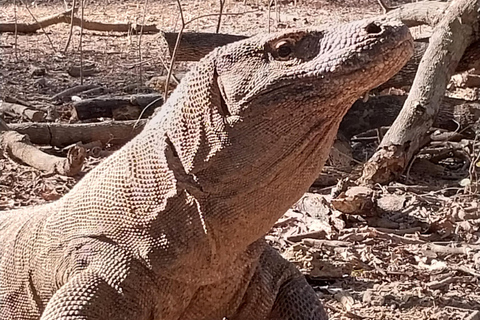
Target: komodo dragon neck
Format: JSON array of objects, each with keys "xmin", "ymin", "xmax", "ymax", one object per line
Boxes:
[{"xmin": 46, "ymin": 18, "xmax": 413, "ymax": 280}]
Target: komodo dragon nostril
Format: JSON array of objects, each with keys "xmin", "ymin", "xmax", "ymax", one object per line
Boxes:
[{"xmin": 365, "ymin": 22, "xmax": 382, "ymax": 34}]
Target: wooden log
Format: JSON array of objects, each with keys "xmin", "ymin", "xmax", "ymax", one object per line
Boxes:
[
  {"xmin": 72, "ymin": 94, "xmax": 162, "ymax": 120},
  {"xmin": 0, "ymin": 101, "xmax": 45, "ymax": 122},
  {"xmin": 9, "ymin": 120, "xmax": 147, "ymax": 147},
  {"xmin": 360, "ymin": 0, "xmax": 480, "ymax": 185},
  {"xmin": 163, "ymin": 32, "xmax": 248, "ymax": 61},
  {"xmin": 1, "ymin": 131, "xmax": 86, "ymax": 176}
]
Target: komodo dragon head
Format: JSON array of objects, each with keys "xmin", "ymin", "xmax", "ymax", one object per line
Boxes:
[{"xmin": 157, "ymin": 17, "xmax": 413, "ymax": 248}]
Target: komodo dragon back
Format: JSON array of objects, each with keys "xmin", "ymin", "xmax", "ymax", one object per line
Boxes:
[{"xmin": 0, "ymin": 17, "xmax": 413, "ymax": 320}]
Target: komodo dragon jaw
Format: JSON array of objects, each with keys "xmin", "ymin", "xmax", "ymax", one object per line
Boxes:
[
  {"xmin": 161, "ymin": 18, "xmax": 413, "ymax": 251},
  {"xmin": 0, "ymin": 18, "xmax": 412, "ymax": 320}
]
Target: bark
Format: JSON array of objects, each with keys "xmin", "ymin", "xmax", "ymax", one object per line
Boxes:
[
  {"xmin": 8, "ymin": 120, "xmax": 147, "ymax": 147},
  {"xmin": 384, "ymin": 1, "xmax": 447, "ymax": 27},
  {"xmin": 360, "ymin": 0, "xmax": 480, "ymax": 185},
  {"xmin": 52, "ymin": 84, "xmax": 101, "ymax": 102},
  {"xmin": 72, "ymin": 94, "xmax": 162, "ymax": 120},
  {"xmin": 1, "ymin": 131, "xmax": 86, "ymax": 176},
  {"xmin": 0, "ymin": 101, "xmax": 45, "ymax": 122}
]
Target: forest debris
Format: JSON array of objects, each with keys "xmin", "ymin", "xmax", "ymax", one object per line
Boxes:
[
  {"xmin": 72, "ymin": 93, "xmax": 162, "ymax": 120},
  {"xmin": 333, "ymin": 290, "xmax": 355, "ymax": 312},
  {"xmin": 0, "ymin": 101, "xmax": 45, "ymax": 122},
  {"xmin": 286, "ymin": 230, "xmax": 328, "ymax": 243},
  {"xmin": 330, "ymin": 186, "xmax": 375, "ymax": 215},
  {"xmin": 302, "ymin": 239, "xmax": 352, "ymax": 248},
  {"xmin": 51, "ymin": 84, "xmax": 100, "ymax": 101},
  {"xmin": 374, "ymin": 227, "xmax": 421, "ymax": 235},
  {"xmin": 30, "ymin": 66, "xmax": 46, "ymax": 77},
  {"xmin": 8, "ymin": 120, "xmax": 147, "ymax": 147},
  {"xmin": 376, "ymin": 194, "xmax": 406, "ymax": 212},
  {"xmin": 67, "ymin": 64, "xmax": 98, "ymax": 78},
  {"xmin": 1, "ymin": 131, "xmax": 85, "ymax": 176},
  {"xmin": 293, "ymin": 193, "xmax": 331, "ymax": 220},
  {"xmin": 360, "ymin": 0, "xmax": 480, "ymax": 185}
]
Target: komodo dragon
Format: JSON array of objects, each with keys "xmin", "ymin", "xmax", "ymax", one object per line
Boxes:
[{"xmin": 0, "ymin": 17, "xmax": 413, "ymax": 320}]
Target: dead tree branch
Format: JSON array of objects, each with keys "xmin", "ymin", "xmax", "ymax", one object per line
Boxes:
[{"xmin": 360, "ymin": 0, "xmax": 480, "ymax": 185}]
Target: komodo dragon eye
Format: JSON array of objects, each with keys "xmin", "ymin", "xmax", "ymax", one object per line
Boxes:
[{"xmin": 272, "ymin": 39, "xmax": 295, "ymax": 60}]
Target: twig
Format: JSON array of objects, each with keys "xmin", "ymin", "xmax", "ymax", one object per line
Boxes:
[
  {"xmin": 376, "ymin": 0, "xmax": 393, "ymax": 13},
  {"xmin": 13, "ymin": 0, "xmax": 19, "ymax": 61},
  {"xmin": 137, "ymin": 0, "xmax": 149, "ymax": 91},
  {"xmin": 79, "ymin": 0, "xmax": 84, "ymax": 85},
  {"xmin": 267, "ymin": 0, "xmax": 271, "ymax": 33},
  {"xmin": 374, "ymin": 226, "xmax": 422, "ymax": 235},
  {"xmin": 302, "ymin": 238, "xmax": 352, "ymax": 248},
  {"xmin": 19, "ymin": 0, "xmax": 57, "ymax": 53},
  {"xmin": 164, "ymin": 0, "xmax": 186, "ymax": 102},
  {"xmin": 216, "ymin": 0, "xmax": 226, "ymax": 33},
  {"xmin": 63, "ymin": 0, "xmax": 76, "ymax": 53}
]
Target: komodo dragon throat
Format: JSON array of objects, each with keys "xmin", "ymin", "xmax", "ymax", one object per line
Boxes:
[{"xmin": 0, "ymin": 18, "xmax": 412, "ymax": 320}]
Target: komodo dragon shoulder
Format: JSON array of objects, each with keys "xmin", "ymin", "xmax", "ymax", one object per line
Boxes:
[{"xmin": 0, "ymin": 17, "xmax": 413, "ymax": 320}]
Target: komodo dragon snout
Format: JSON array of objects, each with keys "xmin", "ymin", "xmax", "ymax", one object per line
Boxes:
[{"xmin": 0, "ymin": 17, "xmax": 412, "ymax": 320}]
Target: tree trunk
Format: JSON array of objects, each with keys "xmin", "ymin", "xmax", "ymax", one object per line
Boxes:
[{"xmin": 359, "ymin": 0, "xmax": 480, "ymax": 185}]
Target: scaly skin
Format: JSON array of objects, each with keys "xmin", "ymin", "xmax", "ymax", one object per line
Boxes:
[{"xmin": 0, "ymin": 17, "xmax": 413, "ymax": 320}]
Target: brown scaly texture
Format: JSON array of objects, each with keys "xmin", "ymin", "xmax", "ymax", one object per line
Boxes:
[{"xmin": 0, "ymin": 17, "xmax": 413, "ymax": 320}]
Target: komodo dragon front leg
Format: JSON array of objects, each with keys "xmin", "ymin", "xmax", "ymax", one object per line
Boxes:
[{"xmin": 232, "ymin": 246, "xmax": 327, "ymax": 320}]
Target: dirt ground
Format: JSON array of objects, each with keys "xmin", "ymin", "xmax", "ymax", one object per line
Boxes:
[{"xmin": 1, "ymin": 0, "xmax": 480, "ymax": 319}]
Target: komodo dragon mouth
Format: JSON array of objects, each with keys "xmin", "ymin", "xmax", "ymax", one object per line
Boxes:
[{"xmin": 220, "ymin": 18, "xmax": 414, "ymax": 110}]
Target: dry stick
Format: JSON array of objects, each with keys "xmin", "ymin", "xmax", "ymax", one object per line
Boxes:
[
  {"xmin": 376, "ymin": 0, "xmax": 393, "ymax": 13},
  {"xmin": 19, "ymin": 0, "xmax": 56, "ymax": 53},
  {"xmin": 63, "ymin": 0, "xmax": 77, "ymax": 53},
  {"xmin": 13, "ymin": 0, "xmax": 18, "ymax": 61},
  {"xmin": 215, "ymin": 0, "xmax": 226, "ymax": 34},
  {"xmin": 137, "ymin": 0, "xmax": 149, "ymax": 90},
  {"xmin": 360, "ymin": 0, "xmax": 480, "ymax": 185},
  {"xmin": 164, "ymin": 0, "xmax": 186, "ymax": 102},
  {"xmin": 79, "ymin": 0, "xmax": 84, "ymax": 85},
  {"xmin": 267, "ymin": 0, "xmax": 271, "ymax": 32},
  {"xmin": 467, "ymin": 134, "xmax": 480, "ymax": 193}
]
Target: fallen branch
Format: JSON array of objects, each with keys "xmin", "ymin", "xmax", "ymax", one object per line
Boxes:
[
  {"xmin": 72, "ymin": 93, "xmax": 162, "ymax": 120},
  {"xmin": 0, "ymin": 8, "xmax": 159, "ymax": 33},
  {"xmin": 51, "ymin": 84, "xmax": 100, "ymax": 101},
  {"xmin": 1, "ymin": 131, "xmax": 85, "ymax": 176},
  {"xmin": 0, "ymin": 8, "xmax": 75, "ymax": 33},
  {"xmin": 8, "ymin": 120, "xmax": 147, "ymax": 147},
  {"xmin": 360, "ymin": 0, "xmax": 480, "ymax": 185},
  {"xmin": 0, "ymin": 101, "xmax": 45, "ymax": 122},
  {"xmin": 384, "ymin": 1, "xmax": 447, "ymax": 27}
]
